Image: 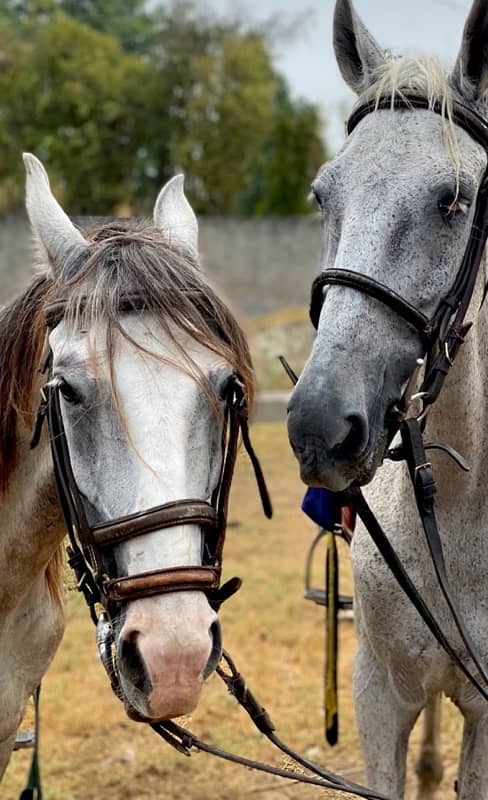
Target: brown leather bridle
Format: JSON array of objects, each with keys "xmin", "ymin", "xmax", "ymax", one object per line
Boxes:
[{"xmin": 31, "ymin": 300, "xmax": 272, "ymax": 628}]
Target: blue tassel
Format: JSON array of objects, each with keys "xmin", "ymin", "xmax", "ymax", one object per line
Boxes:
[{"xmin": 301, "ymin": 487, "xmax": 340, "ymax": 530}]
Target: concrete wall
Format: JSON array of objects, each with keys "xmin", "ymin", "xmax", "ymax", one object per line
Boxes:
[{"xmin": 0, "ymin": 215, "xmax": 322, "ymax": 313}]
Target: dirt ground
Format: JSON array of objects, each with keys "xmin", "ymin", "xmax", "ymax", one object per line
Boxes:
[{"xmin": 4, "ymin": 424, "xmax": 463, "ymax": 800}]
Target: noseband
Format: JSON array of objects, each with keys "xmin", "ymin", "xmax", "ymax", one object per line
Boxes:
[
  {"xmin": 310, "ymin": 92, "xmax": 488, "ymax": 408},
  {"xmin": 31, "ymin": 300, "xmax": 272, "ymax": 627}
]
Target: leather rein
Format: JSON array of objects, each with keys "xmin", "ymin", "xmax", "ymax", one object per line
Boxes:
[{"xmin": 309, "ymin": 92, "xmax": 488, "ymax": 701}]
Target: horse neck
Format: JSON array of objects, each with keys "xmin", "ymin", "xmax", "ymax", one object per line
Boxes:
[
  {"xmin": 0, "ymin": 419, "xmax": 63, "ymax": 613},
  {"xmin": 425, "ymin": 257, "xmax": 488, "ymax": 507}
]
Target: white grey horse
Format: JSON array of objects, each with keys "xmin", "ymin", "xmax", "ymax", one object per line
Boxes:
[
  {"xmin": 0, "ymin": 155, "xmax": 254, "ymax": 783},
  {"xmin": 288, "ymin": 1, "xmax": 488, "ymax": 798}
]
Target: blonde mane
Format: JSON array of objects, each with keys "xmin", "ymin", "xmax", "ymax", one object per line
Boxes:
[{"xmin": 356, "ymin": 55, "xmax": 462, "ymax": 190}]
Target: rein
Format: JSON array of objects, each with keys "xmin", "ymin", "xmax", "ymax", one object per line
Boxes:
[{"xmin": 309, "ymin": 92, "xmax": 488, "ymax": 701}]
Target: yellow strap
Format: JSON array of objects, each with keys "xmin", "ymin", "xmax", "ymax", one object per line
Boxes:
[{"xmin": 325, "ymin": 529, "xmax": 339, "ymax": 746}]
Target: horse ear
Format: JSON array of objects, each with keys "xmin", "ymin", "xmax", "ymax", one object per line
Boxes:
[
  {"xmin": 153, "ymin": 174, "xmax": 199, "ymax": 259},
  {"xmin": 451, "ymin": 0, "xmax": 488, "ymax": 105},
  {"xmin": 23, "ymin": 153, "xmax": 88, "ymax": 278},
  {"xmin": 333, "ymin": 0, "xmax": 385, "ymax": 95}
]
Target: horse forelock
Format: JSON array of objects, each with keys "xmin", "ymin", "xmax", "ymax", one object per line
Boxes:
[
  {"xmin": 355, "ymin": 55, "xmax": 463, "ymax": 192},
  {"xmin": 0, "ymin": 219, "xmax": 253, "ymax": 485},
  {"xmin": 57, "ymin": 220, "xmax": 253, "ymax": 415}
]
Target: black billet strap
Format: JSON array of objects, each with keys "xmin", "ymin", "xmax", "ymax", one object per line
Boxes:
[
  {"xmin": 310, "ymin": 269, "xmax": 433, "ymax": 340},
  {"xmin": 350, "ymin": 484, "xmax": 488, "ymax": 702}
]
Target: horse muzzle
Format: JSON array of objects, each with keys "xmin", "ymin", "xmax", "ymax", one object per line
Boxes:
[{"xmin": 112, "ymin": 593, "xmax": 219, "ymax": 721}]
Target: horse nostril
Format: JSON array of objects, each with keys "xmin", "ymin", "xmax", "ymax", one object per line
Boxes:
[
  {"xmin": 333, "ymin": 413, "xmax": 368, "ymax": 457},
  {"xmin": 119, "ymin": 631, "xmax": 152, "ymax": 694},
  {"xmin": 203, "ymin": 620, "xmax": 222, "ymax": 679}
]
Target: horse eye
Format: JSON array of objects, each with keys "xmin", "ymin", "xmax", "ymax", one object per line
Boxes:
[
  {"xmin": 311, "ymin": 186, "xmax": 324, "ymax": 211},
  {"xmin": 59, "ymin": 379, "xmax": 81, "ymax": 405},
  {"xmin": 438, "ymin": 193, "xmax": 470, "ymax": 223}
]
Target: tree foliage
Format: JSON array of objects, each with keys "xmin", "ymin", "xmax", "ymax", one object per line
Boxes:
[{"xmin": 0, "ymin": 2, "xmax": 327, "ymax": 215}]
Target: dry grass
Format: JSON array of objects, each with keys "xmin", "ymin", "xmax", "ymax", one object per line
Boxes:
[
  {"xmin": 245, "ymin": 307, "xmax": 313, "ymax": 390},
  {"xmin": 4, "ymin": 424, "xmax": 462, "ymax": 800}
]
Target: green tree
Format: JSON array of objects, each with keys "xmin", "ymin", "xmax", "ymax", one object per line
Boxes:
[
  {"xmin": 0, "ymin": 1, "xmax": 328, "ymax": 216},
  {"xmin": 59, "ymin": 0, "xmax": 155, "ymax": 52},
  {"xmin": 171, "ymin": 30, "xmax": 278, "ymax": 214},
  {"xmin": 0, "ymin": 14, "xmax": 156, "ymax": 212},
  {"xmin": 0, "ymin": 0, "xmax": 155, "ymax": 50},
  {"xmin": 239, "ymin": 80, "xmax": 327, "ymax": 215}
]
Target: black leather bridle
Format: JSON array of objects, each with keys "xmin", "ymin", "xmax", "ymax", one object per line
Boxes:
[
  {"xmin": 310, "ymin": 92, "xmax": 488, "ymax": 410},
  {"xmin": 308, "ymin": 92, "xmax": 488, "ymax": 701}
]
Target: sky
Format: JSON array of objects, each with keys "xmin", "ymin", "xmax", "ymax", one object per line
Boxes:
[{"xmin": 206, "ymin": 0, "xmax": 474, "ymax": 151}]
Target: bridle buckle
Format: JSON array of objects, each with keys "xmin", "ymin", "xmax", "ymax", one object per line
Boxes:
[{"xmin": 414, "ymin": 461, "xmax": 432, "ymax": 479}]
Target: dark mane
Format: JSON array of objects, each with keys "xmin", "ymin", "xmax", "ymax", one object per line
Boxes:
[
  {"xmin": 0, "ymin": 274, "xmax": 53, "ymax": 492},
  {"xmin": 0, "ymin": 221, "xmax": 254, "ymax": 491}
]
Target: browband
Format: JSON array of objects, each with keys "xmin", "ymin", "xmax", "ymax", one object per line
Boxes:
[{"xmin": 347, "ymin": 92, "xmax": 488, "ymax": 151}]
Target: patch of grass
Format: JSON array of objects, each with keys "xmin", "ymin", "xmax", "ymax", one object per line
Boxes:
[
  {"xmin": 245, "ymin": 307, "xmax": 313, "ymax": 390},
  {"xmin": 245, "ymin": 306, "xmax": 309, "ymax": 335}
]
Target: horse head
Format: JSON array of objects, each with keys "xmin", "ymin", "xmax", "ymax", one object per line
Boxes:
[
  {"xmin": 287, "ymin": 0, "xmax": 488, "ymax": 491},
  {"xmin": 23, "ymin": 154, "xmax": 253, "ymax": 722}
]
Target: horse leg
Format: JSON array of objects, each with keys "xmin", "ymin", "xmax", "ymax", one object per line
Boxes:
[
  {"xmin": 354, "ymin": 641, "xmax": 419, "ymax": 798},
  {"xmin": 456, "ymin": 714, "xmax": 488, "ymax": 799},
  {"xmin": 415, "ymin": 694, "xmax": 443, "ymax": 800},
  {"xmin": 0, "ymin": 734, "xmax": 16, "ymax": 780},
  {"xmin": 0, "ymin": 696, "xmax": 23, "ymax": 780}
]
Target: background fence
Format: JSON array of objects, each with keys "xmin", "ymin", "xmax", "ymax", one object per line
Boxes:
[{"xmin": 0, "ymin": 215, "xmax": 322, "ymax": 314}]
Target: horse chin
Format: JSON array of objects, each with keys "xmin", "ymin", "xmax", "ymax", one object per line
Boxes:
[
  {"xmin": 122, "ymin": 681, "xmax": 203, "ymax": 723},
  {"xmin": 299, "ymin": 430, "xmax": 388, "ymax": 492}
]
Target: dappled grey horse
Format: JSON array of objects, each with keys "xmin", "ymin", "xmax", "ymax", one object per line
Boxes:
[
  {"xmin": 288, "ymin": 0, "xmax": 488, "ymax": 798},
  {"xmin": 0, "ymin": 155, "xmax": 256, "ymax": 784}
]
